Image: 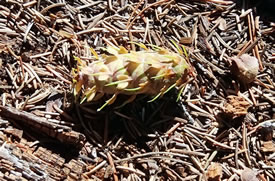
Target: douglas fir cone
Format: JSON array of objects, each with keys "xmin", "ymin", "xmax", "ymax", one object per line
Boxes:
[{"xmin": 73, "ymin": 44, "xmax": 189, "ymax": 111}]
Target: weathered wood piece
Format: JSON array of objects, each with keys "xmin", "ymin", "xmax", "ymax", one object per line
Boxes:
[{"xmin": 0, "ymin": 106, "xmax": 85, "ymax": 146}]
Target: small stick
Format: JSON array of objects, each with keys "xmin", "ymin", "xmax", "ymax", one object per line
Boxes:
[
  {"xmin": 165, "ymin": 122, "xmax": 181, "ymax": 135},
  {"xmin": 45, "ymin": 65, "xmax": 71, "ymax": 84},
  {"xmin": 22, "ymin": 0, "xmax": 37, "ymax": 8},
  {"xmin": 127, "ymin": 0, "xmax": 170, "ymax": 29},
  {"xmin": 143, "ymin": 17, "xmax": 149, "ymax": 43},
  {"xmin": 116, "ymin": 166, "xmax": 146, "ymax": 177},
  {"xmin": 40, "ymin": 3, "xmax": 65, "ymax": 14},
  {"xmin": 205, "ymin": 136, "xmax": 235, "ymax": 150},
  {"xmin": 107, "ymin": 152, "xmax": 119, "ymax": 181},
  {"xmin": 84, "ymin": 160, "xmax": 107, "ymax": 177},
  {"xmin": 126, "ymin": 0, "xmax": 145, "ymax": 28},
  {"xmin": 235, "ymin": 140, "xmax": 239, "ymax": 169},
  {"xmin": 242, "ymin": 122, "xmax": 251, "ymax": 166},
  {"xmin": 237, "ymin": 38, "xmax": 260, "ymax": 56}
]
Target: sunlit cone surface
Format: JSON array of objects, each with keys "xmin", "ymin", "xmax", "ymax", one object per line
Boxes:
[{"xmin": 73, "ymin": 45, "xmax": 189, "ymax": 110}]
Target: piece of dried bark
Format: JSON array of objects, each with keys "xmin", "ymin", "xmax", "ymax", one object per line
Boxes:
[
  {"xmin": 218, "ymin": 18, "xmax": 227, "ymax": 31},
  {"xmin": 3, "ymin": 127, "xmax": 23, "ymax": 140},
  {"xmin": 223, "ymin": 95, "xmax": 251, "ymax": 118},
  {"xmin": 259, "ymin": 122, "xmax": 274, "ymax": 141},
  {"xmin": 229, "ymin": 54, "xmax": 259, "ymax": 84},
  {"xmin": 260, "ymin": 141, "xmax": 275, "ymax": 152},
  {"xmin": 240, "ymin": 168, "xmax": 259, "ymax": 181},
  {"xmin": 0, "ymin": 106, "xmax": 85, "ymax": 146},
  {"xmin": 206, "ymin": 162, "xmax": 223, "ymax": 181},
  {"xmin": 180, "ymin": 37, "xmax": 193, "ymax": 45}
]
